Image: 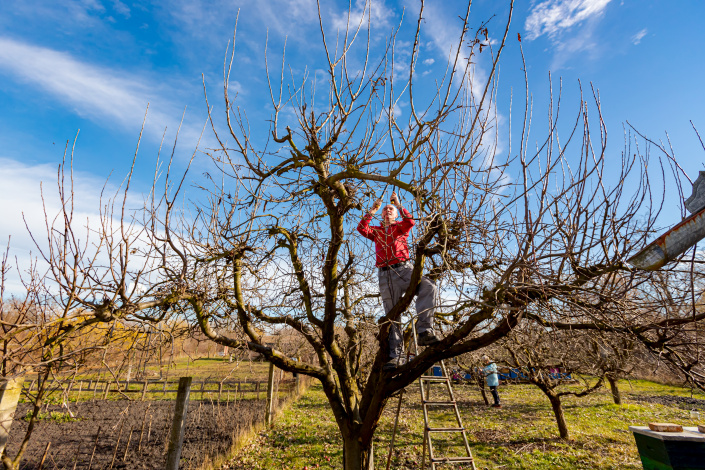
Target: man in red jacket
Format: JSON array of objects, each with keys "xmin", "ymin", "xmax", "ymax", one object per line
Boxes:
[{"xmin": 357, "ymin": 191, "xmax": 439, "ymax": 371}]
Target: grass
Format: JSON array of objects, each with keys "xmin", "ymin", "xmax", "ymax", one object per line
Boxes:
[
  {"xmin": 23, "ymin": 410, "xmax": 80, "ymax": 423},
  {"xmin": 223, "ymin": 378, "xmax": 705, "ymax": 469},
  {"xmin": 145, "ymin": 356, "xmax": 275, "ymax": 381},
  {"xmin": 71, "ymin": 356, "xmax": 275, "ymax": 382}
]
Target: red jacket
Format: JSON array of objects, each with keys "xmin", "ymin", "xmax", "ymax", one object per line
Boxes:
[{"xmin": 357, "ymin": 207, "xmax": 414, "ymax": 267}]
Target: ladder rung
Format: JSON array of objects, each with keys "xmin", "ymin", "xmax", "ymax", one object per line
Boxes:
[
  {"xmin": 426, "ymin": 426, "xmax": 465, "ymax": 432},
  {"xmin": 420, "ymin": 376, "xmax": 449, "ymax": 381},
  {"xmin": 431, "ymin": 457, "xmax": 475, "ymax": 463},
  {"xmin": 423, "ymin": 401, "xmax": 456, "ymax": 406}
]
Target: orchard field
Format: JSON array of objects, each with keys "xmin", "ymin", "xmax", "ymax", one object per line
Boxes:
[{"xmin": 226, "ymin": 379, "xmax": 705, "ymax": 470}]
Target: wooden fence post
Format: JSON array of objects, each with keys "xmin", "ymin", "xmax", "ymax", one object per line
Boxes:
[
  {"xmin": 165, "ymin": 377, "xmax": 192, "ymax": 470},
  {"xmin": 141, "ymin": 380, "xmax": 149, "ymax": 401},
  {"xmin": 265, "ymin": 362, "xmax": 275, "ymax": 425},
  {"xmin": 0, "ymin": 377, "xmax": 24, "ymax": 457},
  {"xmin": 295, "ymin": 356, "xmax": 301, "ymax": 396}
]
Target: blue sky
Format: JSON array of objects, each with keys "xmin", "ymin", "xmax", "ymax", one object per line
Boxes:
[{"xmin": 1, "ymin": 0, "xmax": 704, "ymax": 289}]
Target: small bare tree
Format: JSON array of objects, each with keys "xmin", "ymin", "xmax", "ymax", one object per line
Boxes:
[
  {"xmin": 589, "ymin": 334, "xmax": 637, "ymax": 405},
  {"xmin": 0, "ymin": 249, "xmax": 100, "ymax": 470},
  {"xmin": 503, "ymin": 327, "xmax": 604, "ymax": 439}
]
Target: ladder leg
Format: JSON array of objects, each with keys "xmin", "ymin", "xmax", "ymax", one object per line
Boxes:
[
  {"xmin": 385, "ymin": 388, "xmax": 405, "ymax": 470},
  {"xmin": 421, "ymin": 428, "xmax": 427, "ymax": 469}
]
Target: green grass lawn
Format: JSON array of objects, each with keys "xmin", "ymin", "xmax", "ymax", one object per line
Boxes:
[
  {"xmin": 70, "ymin": 356, "xmax": 275, "ymax": 382},
  {"xmin": 145, "ymin": 356, "xmax": 276, "ymax": 381},
  {"xmin": 224, "ymin": 378, "xmax": 705, "ymax": 469}
]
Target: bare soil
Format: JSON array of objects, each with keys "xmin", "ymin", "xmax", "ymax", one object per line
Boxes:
[
  {"xmin": 628, "ymin": 394, "xmax": 705, "ymax": 411},
  {"xmin": 6, "ymin": 398, "xmax": 266, "ymax": 470}
]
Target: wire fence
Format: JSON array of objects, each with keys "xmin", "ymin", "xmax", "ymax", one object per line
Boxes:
[
  {"xmin": 5, "ymin": 368, "xmax": 311, "ymax": 470},
  {"xmin": 24, "ymin": 377, "xmax": 279, "ymax": 402}
]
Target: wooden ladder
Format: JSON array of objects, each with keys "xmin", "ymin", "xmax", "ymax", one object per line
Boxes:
[
  {"xmin": 385, "ymin": 324, "xmax": 476, "ymax": 470},
  {"xmin": 416, "ymin": 352, "xmax": 476, "ymax": 470}
]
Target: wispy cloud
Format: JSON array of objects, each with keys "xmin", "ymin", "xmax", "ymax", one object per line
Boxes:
[
  {"xmin": 0, "ymin": 155, "xmax": 172, "ymax": 297},
  {"xmin": 164, "ymin": 0, "xmax": 319, "ymax": 47},
  {"xmin": 0, "ymin": 157, "xmax": 127, "ymax": 294},
  {"xmin": 525, "ymin": 0, "xmax": 612, "ymax": 40},
  {"xmin": 330, "ymin": 0, "xmax": 393, "ymax": 34},
  {"xmin": 111, "ymin": 0, "xmax": 130, "ymax": 18},
  {"xmin": 407, "ymin": 2, "xmax": 505, "ymax": 169},
  {"xmin": 0, "ymin": 37, "xmax": 205, "ymax": 146},
  {"xmin": 632, "ymin": 28, "xmax": 647, "ymax": 45},
  {"xmin": 524, "ymin": 0, "xmax": 612, "ymax": 70},
  {"xmin": 416, "ymin": 2, "xmax": 493, "ymax": 99}
]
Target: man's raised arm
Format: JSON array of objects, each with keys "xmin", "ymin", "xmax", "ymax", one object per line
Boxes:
[
  {"xmin": 391, "ymin": 191, "xmax": 415, "ymax": 231},
  {"xmin": 357, "ymin": 198, "xmax": 382, "ymax": 240}
]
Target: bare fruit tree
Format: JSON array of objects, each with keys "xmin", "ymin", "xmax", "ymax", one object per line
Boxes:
[
  {"xmin": 503, "ymin": 327, "xmax": 605, "ymax": 440},
  {"xmin": 0, "ymin": 245, "xmax": 103, "ymax": 470},
  {"xmin": 23, "ymin": 2, "xmax": 704, "ymax": 469},
  {"xmin": 589, "ymin": 333, "xmax": 637, "ymax": 405}
]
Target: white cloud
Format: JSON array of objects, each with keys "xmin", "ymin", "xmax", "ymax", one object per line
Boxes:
[
  {"xmin": 79, "ymin": 0, "xmax": 105, "ymax": 14},
  {"xmin": 0, "ymin": 37, "xmax": 205, "ymax": 146},
  {"xmin": 111, "ymin": 0, "xmax": 130, "ymax": 18},
  {"xmin": 165, "ymin": 0, "xmax": 318, "ymax": 46},
  {"xmin": 422, "ymin": 58, "xmax": 434, "ymax": 66},
  {"xmin": 525, "ymin": 0, "xmax": 611, "ymax": 40},
  {"xmin": 392, "ymin": 102, "xmax": 403, "ymax": 119},
  {"xmin": 417, "ymin": 3, "xmax": 491, "ymax": 99},
  {"xmin": 632, "ymin": 28, "xmax": 647, "ymax": 45},
  {"xmin": 0, "ymin": 158, "xmax": 105, "ymax": 294},
  {"xmin": 0, "ymin": 157, "xmax": 157, "ymax": 296},
  {"xmin": 330, "ymin": 0, "xmax": 393, "ymax": 34}
]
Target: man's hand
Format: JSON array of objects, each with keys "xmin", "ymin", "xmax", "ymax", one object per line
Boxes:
[
  {"xmin": 390, "ymin": 191, "xmax": 400, "ymax": 206},
  {"xmin": 369, "ymin": 198, "xmax": 383, "ymax": 214}
]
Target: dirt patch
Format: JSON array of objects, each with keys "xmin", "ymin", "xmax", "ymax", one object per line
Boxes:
[
  {"xmin": 471, "ymin": 428, "xmax": 507, "ymax": 443},
  {"xmin": 5, "ymin": 398, "xmax": 266, "ymax": 470},
  {"xmin": 504, "ymin": 438, "xmax": 565, "ymax": 454},
  {"xmin": 470, "ymin": 428, "xmax": 563, "ymax": 454},
  {"xmin": 629, "ymin": 394, "xmax": 705, "ymax": 411}
]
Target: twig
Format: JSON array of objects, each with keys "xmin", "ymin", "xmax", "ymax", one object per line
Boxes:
[
  {"xmin": 37, "ymin": 441, "xmax": 51, "ymax": 470},
  {"xmin": 108, "ymin": 418, "xmax": 125, "ymax": 470},
  {"xmin": 87, "ymin": 426, "xmax": 101, "ymax": 470},
  {"xmin": 71, "ymin": 443, "xmax": 81, "ymax": 470},
  {"xmin": 137, "ymin": 403, "xmax": 151, "ymax": 452},
  {"xmin": 147, "ymin": 414, "xmax": 153, "ymax": 443},
  {"xmin": 122, "ymin": 426, "xmax": 134, "ymax": 461}
]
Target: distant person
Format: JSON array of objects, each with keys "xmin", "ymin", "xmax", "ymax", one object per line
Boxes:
[
  {"xmin": 357, "ymin": 191, "xmax": 440, "ymax": 371},
  {"xmin": 482, "ymin": 355, "xmax": 501, "ymax": 408}
]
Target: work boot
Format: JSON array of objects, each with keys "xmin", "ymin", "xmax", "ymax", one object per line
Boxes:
[
  {"xmin": 383, "ymin": 356, "xmax": 406, "ymax": 371},
  {"xmin": 417, "ymin": 331, "xmax": 440, "ymax": 346}
]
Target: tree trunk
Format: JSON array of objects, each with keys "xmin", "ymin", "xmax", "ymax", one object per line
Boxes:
[
  {"xmin": 342, "ymin": 434, "xmax": 374, "ymax": 470},
  {"xmin": 547, "ymin": 394, "xmax": 569, "ymax": 439},
  {"xmin": 477, "ymin": 378, "xmax": 490, "ymax": 406},
  {"xmin": 607, "ymin": 376, "xmax": 621, "ymax": 405}
]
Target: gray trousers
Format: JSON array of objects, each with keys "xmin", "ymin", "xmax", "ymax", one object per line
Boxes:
[{"xmin": 378, "ymin": 263, "xmax": 437, "ymax": 359}]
